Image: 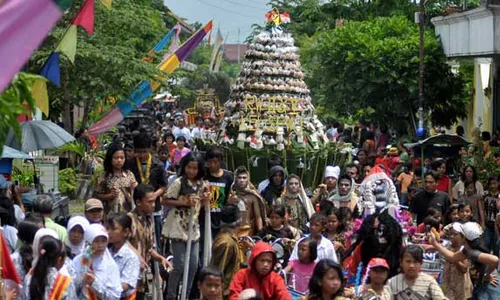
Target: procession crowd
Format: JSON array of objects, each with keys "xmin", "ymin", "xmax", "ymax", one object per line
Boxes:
[{"xmin": 2, "ymin": 116, "xmax": 500, "ymax": 300}]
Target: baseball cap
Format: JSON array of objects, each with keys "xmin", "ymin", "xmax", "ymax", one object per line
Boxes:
[
  {"xmin": 85, "ymin": 198, "xmax": 104, "ymax": 211},
  {"xmin": 368, "ymin": 257, "xmax": 389, "ymax": 270},
  {"xmin": 0, "ymin": 176, "xmax": 12, "ymax": 189},
  {"xmin": 452, "ymin": 222, "xmax": 483, "ymax": 241}
]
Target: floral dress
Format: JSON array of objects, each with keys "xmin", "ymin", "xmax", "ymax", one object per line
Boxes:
[{"xmin": 95, "ymin": 170, "xmax": 137, "ymax": 214}]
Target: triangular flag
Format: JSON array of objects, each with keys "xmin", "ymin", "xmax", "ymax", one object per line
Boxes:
[
  {"xmin": 32, "ymin": 79, "xmax": 49, "ymax": 116},
  {"xmin": 40, "ymin": 52, "xmax": 61, "ymax": 87},
  {"xmin": 72, "ymin": 0, "xmax": 94, "ymax": 35},
  {"xmin": 56, "ymin": 25, "xmax": 77, "ymax": 63},
  {"xmin": 99, "ymin": 0, "xmax": 112, "ymax": 9},
  {"xmin": 0, "ymin": 230, "xmax": 20, "ymax": 284}
]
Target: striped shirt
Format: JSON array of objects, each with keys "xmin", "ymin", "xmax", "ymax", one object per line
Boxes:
[{"xmin": 388, "ymin": 273, "xmax": 447, "ymax": 300}]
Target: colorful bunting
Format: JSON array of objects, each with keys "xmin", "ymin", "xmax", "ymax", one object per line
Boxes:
[
  {"xmin": 32, "ymin": 79, "xmax": 49, "ymax": 116},
  {"xmin": 209, "ymin": 29, "xmax": 223, "ymax": 72},
  {"xmin": 0, "ymin": 0, "xmax": 72, "ymax": 93},
  {"xmin": 56, "ymin": 25, "xmax": 78, "ymax": 63},
  {"xmin": 40, "ymin": 52, "xmax": 61, "ymax": 87},
  {"xmin": 72, "ymin": 0, "xmax": 95, "ymax": 35},
  {"xmin": 88, "ymin": 21, "xmax": 213, "ymax": 136}
]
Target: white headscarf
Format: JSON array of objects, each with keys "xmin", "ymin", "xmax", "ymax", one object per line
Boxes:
[
  {"xmin": 32, "ymin": 228, "xmax": 58, "ymax": 268},
  {"xmin": 73, "ymin": 224, "xmax": 122, "ymax": 298},
  {"xmin": 65, "ymin": 216, "xmax": 90, "ymax": 257}
]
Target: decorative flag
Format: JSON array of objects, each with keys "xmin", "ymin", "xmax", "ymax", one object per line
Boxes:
[
  {"xmin": 32, "ymin": 79, "xmax": 49, "ymax": 116},
  {"xmin": 72, "ymin": 0, "xmax": 95, "ymax": 35},
  {"xmin": 209, "ymin": 29, "xmax": 223, "ymax": 72},
  {"xmin": 213, "ymin": 49, "xmax": 223, "ymax": 72},
  {"xmin": 40, "ymin": 52, "xmax": 61, "ymax": 87},
  {"xmin": 142, "ymin": 27, "xmax": 176, "ymax": 63},
  {"xmin": 89, "ymin": 21, "xmax": 213, "ymax": 136},
  {"xmin": 0, "ymin": 230, "xmax": 21, "ymax": 284},
  {"xmin": 56, "ymin": 25, "xmax": 78, "ymax": 63},
  {"xmin": 99, "ymin": 0, "xmax": 112, "ymax": 9},
  {"xmin": 0, "ymin": 0, "xmax": 74, "ymax": 93},
  {"xmin": 163, "ymin": 24, "xmax": 182, "ymax": 61}
]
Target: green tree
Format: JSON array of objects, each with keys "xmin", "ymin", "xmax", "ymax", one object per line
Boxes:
[
  {"xmin": 302, "ymin": 16, "xmax": 468, "ymax": 132},
  {"xmin": 27, "ymin": 0, "xmax": 175, "ymax": 132}
]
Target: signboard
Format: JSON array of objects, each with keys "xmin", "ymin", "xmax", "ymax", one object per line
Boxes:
[{"xmin": 34, "ymin": 156, "xmax": 59, "ymax": 192}]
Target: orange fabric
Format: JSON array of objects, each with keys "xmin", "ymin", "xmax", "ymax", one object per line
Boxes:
[
  {"xmin": 343, "ymin": 242, "xmax": 363, "ymax": 276},
  {"xmin": 121, "ymin": 291, "xmax": 136, "ymax": 300},
  {"xmin": 0, "ymin": 231, "xmax": 20, "ymax": 283},
  {"xmin": 48, "ymin": 273, "xmax": 71, "ymax": 300},
  {"xmin": 229, "ymin": 242, "xmax": 291, "ymax": 300}
]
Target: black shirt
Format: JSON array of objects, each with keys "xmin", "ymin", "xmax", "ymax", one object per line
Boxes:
[
  {"xmin": 127, "ymin": 156, "xmax": 167, "ymax": 212},
  {"xmin": 410, "ymin": 190, "xmax": 450, "ymax": 224},
  {"xmin": 205, "ymin": 170, "xmax": 234, "ymax": 229}
]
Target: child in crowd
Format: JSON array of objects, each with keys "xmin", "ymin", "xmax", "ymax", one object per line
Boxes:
[
  {"xmin": 359, "ymin": 258, "xmax": 391, "ymax": 300},
  {"xmin": 11, "ymin": 220, "xmax": 40, "ymax": 283},
  {"xmin": 441, "ymin": 222, "xmax": 472, "ymax": 300},
  {"xmin": 106, "ymin": 213, "xmax": 140, "ymax": 300},
  {"xmin": 285, "ymin": 206, "xmax": 302, "ymax": 240},
  {"xmin": 284, "ymin": 237, "xmax": 317, "ymax": 294},
  {"xmin": 290, "ymin": 213, "xmax": 338, "ymax": 263},
  {"xmin": 387, "ymin": 245, "xmax": 446, "ymax": 299},
  {"xmin": 197, "ymin": 266, "xmax": 223, "ymax": 300},
  {"xmin": 302, "ymin": 259, "xmax": 351, "ymax": 300},
  {"xmin": 65, "ymin": 216, "xmax": 89, "ymax": 259},
  {"xmin": 459, "ymin": 202, "xmax": 475, "ymax": 223},
  {"xmin": 171, "ymin": 136, "xmax": 190, "ymax": 167},
  {"xmin": 483, "ymin": 176, "xmax": 499, "ymax": 254},
  {"xmin": 23, "ymin": 236, "xmax": 77, "ymax": 300},
  {"xmin": 163, "ymin": 154, "xmax": 209, "ymax": 300},
  {"xmin": 73, "ymin": 223, "xmax": 122, "ymax": 299},
  {"xmin": 323, "ymin": 208, "xmax": 347, "ymax": 259},
  {"xmin": 259, "ymin": 205, "xmax": 295, "ymax": 240},
  {"xmin": 442, "ymin": 204, "xmax": 460, "ymax": 238},
  {"xmin": 415, "ymin": 207, "xmax": 443, "ymax": 234},
  {"xmin": 229, "ymin": 242, "xmax": 291, "ymax": 300},
  {"xmin": 338, "ymin": 207, "xmax": 353, "ymax": 232},
  {"xmin": 458, "ymin": 180, "xmax": 485, "ymax": 226}
]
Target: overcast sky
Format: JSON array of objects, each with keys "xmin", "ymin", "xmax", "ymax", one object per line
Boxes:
[{"xmin": 164, "ymin": 0, "xmax": 270, "ymax": 43}]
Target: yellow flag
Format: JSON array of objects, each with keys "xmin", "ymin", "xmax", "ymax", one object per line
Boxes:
[
  {"xmin": 32, "ymin": 79, "xmax": 49, "ymax": 116},
  {"xmin": 56, "ymin": 25, "xmax": 77, "ymax": 63},
  {"xmin": 100, "ymin": 0, "xmax": 112, "ymax": 9}
]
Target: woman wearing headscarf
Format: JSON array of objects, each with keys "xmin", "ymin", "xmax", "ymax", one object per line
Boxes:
[
  {"xmin": 261, "ymin": 166, "xmax": 287, "ymax": 210},
  {"xmin": 311, "ymin": 166, "xmax": 340, "ymax": 205},
  {"xmin": 73, "ymin": 224, "xmax": 122, "ymax": 300},
  {"xmin": 331, "ymin": 175, "xmax": 362, "ymax": 218},
  {"xmin": 73, "ymin": 223, "xmax": 122, "ymax": 300},
  {"xmin": 65, "ymin": 216, "xmax": 90, "ymax": 259},
  {"xmin": 276, "ymin": 174, "xmax": 314, "ymax": 233}
]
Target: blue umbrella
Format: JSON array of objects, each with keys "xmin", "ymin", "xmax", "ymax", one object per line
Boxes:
[
  {"xmin": 1, "ymin": 146, "xmax": 32, "ymax": 159},
  {"xmin": 5, "ymin": 120, "xmax": 75, "ymax": 153}
]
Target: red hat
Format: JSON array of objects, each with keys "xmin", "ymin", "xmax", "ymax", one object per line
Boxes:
[
  {"xmin": 368, "ymin": 258, "xmax": 389, "ymax": 269},
  {"xmin": 392, "ymin": 157, "xmax": 402, "ymax": 164}
]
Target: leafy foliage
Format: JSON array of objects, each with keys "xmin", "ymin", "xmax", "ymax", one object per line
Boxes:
[
  {"xmin": 0, "ymin": 72, "xmax": 41, "ymax": 155},
  {"xmin": 58, "ymin": 168, "xmax": 79, "ymax": 198},
  {"xmin": 302, "ymin": 16, "xmax": 468, "ymax": 132}
]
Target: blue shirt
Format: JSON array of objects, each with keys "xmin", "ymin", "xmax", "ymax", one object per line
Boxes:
[{"xmin": 112, "ymin": 243, "xmax": 140, "ymax": 298}]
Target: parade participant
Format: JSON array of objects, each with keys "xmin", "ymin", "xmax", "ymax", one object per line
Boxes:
[
  {"xmin": 396, "ymin": 163, "xmax": 413, "ymax": 206},
  {"xmin": 197, "ymin": 266, "xmax": 224, "ymax": 300},
  {"xmin": 344, "ymin": 163, "xmax": 361, "ymax": 185},
  {"xmin": 107, "ymin": 213, "xmax": 140, "ymax": 300},
  {"xmin": 302, "ymin": 259, "xmax": 350, "ymax": 300},
  {"xmin": 429, "ymin": 222, "xmax": 500, "ymax": 299},
  {"xmin": 410, "ymin": 171, "xmax": 450, "ymax": 224},
  {"xmin": 276, "ymin": 175, "xmax": 314, "ymax": 233},
  {"xmin": 191, "ymin": 116, "xmax": 205, "ymax": 140},
  {"xmin": 171, "ymin": 136, "xmax": 191, "ymax": 167},
  {"xmin": 230, "ymin": 166, "xmax": 265, "ymax": 235},
  {"xmin": 173, "ymin": 118, "xmax": 192, "ymax": 142},
  {"xmin": 457, "ymin": 180, "xmax": 485, "ymax": 226},
  {"xmin": 33, "ymin": 194, "xmax": 67, "ymax": 241},
  {"xmin": 211, "ymin": 204, "xmax": 246, "ymax": 298},
  {"xmin": 84, "ymin": 198, "xmax": 105, "ymax": 224},
  {"xmin": 258, "ymin": 205, "xmax": 295, "ymax": 240},
  {"xmin": 356, "ymin": 149, "xmax": 369, "ymax": 168},
  {"xmin": 359, "ymin": 258, "xmax": 391, "ymax": 300},
  {"xmin": 73, "ymin": 223, "xmax": 122, "ymax": 299},
  {"xmin": 157, "ymin": 144, "xmax": 172, "ymax": 174},
  {"xmin": 11, "ymin": 220, "xmax": 40, "ymax": 283},
  {"xmin": 0, "ymin": 176, "xmax": 24, "ymax": 225},
  {"xmin": 283, "ymin": 237, "xmax": 317, "ymax": 293},
  {"xmin": 311, "ymin": 166, "xmax": 340, "ymax": 205},
  {"xmin": 65, "ymin": 216, "xmax": 90, "ymax": 259},
  {"xmin": 323, "ymin": 208, "xmax": 347, "ymax": 259},
  {"xmin": 482, "ymin": 176, "xmax": 499, "ymax": 253},
  {"xmin": 229, "ymin": 242, "xmax": 291, "ymax": 300},
  {"xmin": 344, "ymin": 211, "xmax": 402, "ymax": 278},
  {"xmin": 0, "ymin": 203, "xmax": 17, "ymax": 253},
  {"xmin": 94, "ymin": 144, "xmax": 137, "ymax": 214},
  {"xmin": 205, "ymin": 147, "xmax": 234, "ymax": 236},
  {"xmin": 359, "ymin": 165, "xmax": 399, "ymax": 218},
  {"xmin": 129, "ymin": 184, "xmax": 169, "ymax": 299},
  {"xmin": 331, "ymin": 175, "xmax": 361, "ymax": 218},
  {"xmin": 127, "ymin": 134, "xmax": 167, "ymax": 252},
  {"xmin": 163, "ymin": 154, "xmax": 209, "ymax": 300},
  {"xmin": 431, "ymin": 159, "xmax": 452, "ymax": 197},
  {"xmin": 362, "ymin": 131, "xmax": 376, "ymax": 158},
  {"xmin": 387, "ymin": 245, "xmax": 446, "ymax": 300},
  {"xmin": 257, "ymin": 156, "xmax": 283, "ymax": 193},
  {"xmin": 23, "ymin": 236, "xmax": 77, "ymax": 300},
  {"xmin": 123, "ymin": 143, "xmax": 134, "ymax": 161},
  {"xmin": 162, "ymin": 131, "xmax": 177, "ymax": 154}
]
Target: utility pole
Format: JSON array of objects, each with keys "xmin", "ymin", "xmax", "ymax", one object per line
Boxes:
[
  {"xmin": 237, "ymin": 28, "xmax": 241, "ymax": 64},
  {"xmin": 417, "ymin": 0, "xmax": 425, "ymax": 138}
]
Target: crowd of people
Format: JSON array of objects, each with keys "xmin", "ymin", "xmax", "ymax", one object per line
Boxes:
[{"xmin": 3, "ymin": 117, "xmax": 500, "ymax": 300}]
